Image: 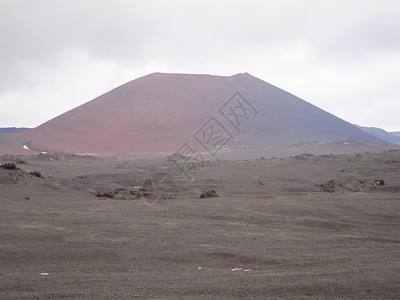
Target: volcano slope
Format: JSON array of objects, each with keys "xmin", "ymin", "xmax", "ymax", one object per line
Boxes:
[
  {"xmin": 0, "ymin": 72, "xmax": 382, "ymax": 155},
  {"xmin": 1, "ymin": 149, "xmax": 400, "ymax": 299}
]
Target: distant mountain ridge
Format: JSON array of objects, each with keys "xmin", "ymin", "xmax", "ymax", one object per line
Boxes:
[
  {"xmin": 0, "ymin": 72, "xmax": 385, "ymax": 155},
  {"xmin": 357, "ymin": 126, "xmax": 400, "ymax": 145},
  {"xmin": 390, "ymin": 131, "xmax": 400, "ymax": 137},
  {"xmin": 0, "ymin": 127, "xmax": 29, "ymax": 135}
]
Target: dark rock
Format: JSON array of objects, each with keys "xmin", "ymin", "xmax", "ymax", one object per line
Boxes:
[
  {"xmin": 131, "ymin": 186, "xmax": 149, "ymax": 198},
  {"xmin": 374, "ymin": 179, "xmax": 385, "ymax": 186},
  {"xmin": 339, "ymin": 178, "xmax": 366, "ymax": 192},
  {"xmin": 27, "ymin": 170, "xmax": 44, "ymax": 179},
  {"xmin": 114, "ymin": 188, "xmax": 126, "ymax": 194},
  {"xmin": 95, "ymin": 192, "xmax": 115, "ymax": 199},
  {"xmin": 200, "ymin": 190, "xmax": 219, "ymax": 198},
  {"xmin": 317, "ymin": 180, "xmax": 337, "ymax": 193},
  {"xmin": 295, "ymin": 153, "xmax": 315, "ymax": 160},
  {"xmin": 385, "ymin": 160, "xmax": 399, "ymax": 164},
  {"xmin": 318, "ymin": 178, "xmax": 370, "ymax": 193},
  {"xmin": 0, "ymin": 162, "xmax": 18, "ymax": 170}
]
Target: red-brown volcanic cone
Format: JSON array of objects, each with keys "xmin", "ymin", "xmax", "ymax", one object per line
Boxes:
[{"xmin": 0, "ymin": 73, "xmax": 382, "ymax": 155}]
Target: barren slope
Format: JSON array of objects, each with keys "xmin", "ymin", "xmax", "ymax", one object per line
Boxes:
[{"xmin": 0, "ymin": 73, "xmax": 382, "ymax": 155}]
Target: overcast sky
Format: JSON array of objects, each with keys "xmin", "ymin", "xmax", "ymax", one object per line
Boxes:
[{"xmin": 1, "ymin": 0, "xmax": 399, "ymax": 131}]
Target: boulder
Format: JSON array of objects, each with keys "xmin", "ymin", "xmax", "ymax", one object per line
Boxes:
[{"xmin": 200, "ymin": 190, "xmax": 219, "ymax": 198}]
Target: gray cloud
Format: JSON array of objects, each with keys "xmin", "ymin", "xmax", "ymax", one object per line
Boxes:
[{"xmin": 1, "ymin": 0, "xmax": 399, "ymax": 131}]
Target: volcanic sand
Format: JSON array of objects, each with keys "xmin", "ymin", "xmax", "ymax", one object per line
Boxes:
[{"xmin": 1, "ymin": 149, "xmax": 400, "ymax": 299}]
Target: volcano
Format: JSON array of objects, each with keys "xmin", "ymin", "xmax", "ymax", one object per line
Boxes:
[{"xmin": 0, "ymin": 72, "xmax": 383, "ymax": 155}]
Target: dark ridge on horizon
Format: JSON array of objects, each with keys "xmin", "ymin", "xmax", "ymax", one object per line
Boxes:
[
  {"xmin": 357, "ymin": 125, "xmax": 400, "ymax": 145},
  {"xmin": 390, "ymin": 131, "xmax": 400, "ymax": 137},
  {"xmin": 0, "ymin": 127, "xmax": 30, "ymax": 135}
]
